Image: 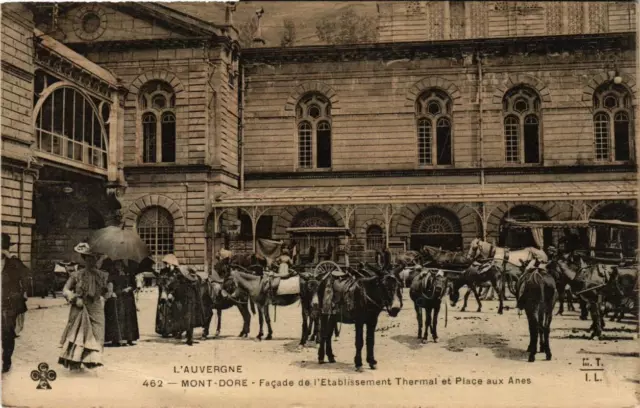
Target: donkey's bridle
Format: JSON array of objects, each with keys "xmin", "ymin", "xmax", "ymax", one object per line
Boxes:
[{"xmin": 360, "ymin": 273, "xmax": 401, "ymax": 313}]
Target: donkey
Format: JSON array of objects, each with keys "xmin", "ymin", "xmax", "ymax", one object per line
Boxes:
[
  {"xmin": 313, "ymin": 263, "xmax": 404, "ymax": 371},
  {"xmin": 201, "ymin": 262, "xmax": 254, "ymax": 339},
  {"xmin": 448, "ymin": 260, "xmax": 506, "ymax": 314},
  {"xmin": 409, "ymin": 269, "xmax": 449, "ymax": 343},
  {"xmin": 515, "ymin": 259, "xmax": 557, "ymax": 362}
]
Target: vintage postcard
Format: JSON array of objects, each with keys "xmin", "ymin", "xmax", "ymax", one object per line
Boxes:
[{"xmin": 1, "ymin": 1, "xmax": 638, "ymax": 407}]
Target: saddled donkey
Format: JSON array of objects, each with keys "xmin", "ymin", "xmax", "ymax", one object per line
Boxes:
[
  {"xmin": 448, "ymin": 260, "xmax": 507, "ymax": 314},
  {"xmin": 313, "ymin": 264, "xmax": 404, "ymax": 371},
  {"xmin": 230, "ymin": 268, "xmax": 318, "ymax": 340},
  {"xmin": 514, "ymin": 259, "xmax": 557, "ymax": 362},
  {"xmin": 201, "ymin": 262, "xmax": 253, "ymax": 339},
  {"xmin": 409, "ymin": 268, "xmax": 449, "ymax": 343}
]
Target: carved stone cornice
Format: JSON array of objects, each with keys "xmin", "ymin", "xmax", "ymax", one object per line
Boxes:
[
  {"xmin": 245, "ymin": 164, "xmax": 638, "ymax": 181},
  {"xmin": 34, "ymin": 41, "xmax": 113, "ymax": 99},
  {"xmin": 242, "ymin": 32, "xmax": 635, "ymax": 65}
]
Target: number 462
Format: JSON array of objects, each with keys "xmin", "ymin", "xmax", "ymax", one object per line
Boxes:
[{"xmin": 143, "ymin": 380, "xmax": 163, "ymax": 387}]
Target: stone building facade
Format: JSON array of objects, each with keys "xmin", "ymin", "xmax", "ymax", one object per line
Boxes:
[{"xmin": 1, "ymin": 1, "xmax": 637, "ymax": 275}]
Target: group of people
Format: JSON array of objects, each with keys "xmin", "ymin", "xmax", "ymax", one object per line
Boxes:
[
  {"xmin": 58, "ymin": 242, "xmax": 141, "ymax": 370},
  {"xmin": 1, "ymin": 235, "xmax": 142, "ymax": 373}
]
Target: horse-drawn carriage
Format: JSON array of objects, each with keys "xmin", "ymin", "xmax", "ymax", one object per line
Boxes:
[{"xmin": 503, "ymin": 217, "xmax": 638, "ymax": 263}]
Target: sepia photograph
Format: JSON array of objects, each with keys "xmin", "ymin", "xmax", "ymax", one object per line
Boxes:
[{"xmin": 0, "ymin": 1, "xmax": 638, "ymax": 407}]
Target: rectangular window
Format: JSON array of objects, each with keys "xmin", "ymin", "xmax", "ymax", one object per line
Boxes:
[
  {"xmin": 523, "ymin": 122, "xmax": 540, "ymax": 164},
  {"xmin": 418, "ymin": 120, "xmax": 432, "ymax": 165},
  {"xmin": 317, "ymin": 127, "xmax": 331, "ymax": 168},
  {"xmin": 298, "ymin": 124, "xmax": 312, "ymax": 168},
  {"xmin": 614, "ymin": 119, "xmax": 630, "ymax": 161},
  {"xmin": 594, "ymin": 114, "xmax": 610, "ymax": 161},
  {"xmin": 504, "ymin": 119, "xmax": 519, "ymax": 163},
  {"xmin": 161, "ymin": 120, "xmax": 176, "ymax": 163},
  {"xmin": 436, "ymin": 123, "xmax": 452, "ymax": 165}
]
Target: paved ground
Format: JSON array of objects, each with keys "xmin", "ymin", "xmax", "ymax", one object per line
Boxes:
[{"xmin": 2, "ymin": 289, "xmax": 638, "ymax": 408}]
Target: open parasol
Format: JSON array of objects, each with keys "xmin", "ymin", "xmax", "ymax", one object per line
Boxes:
[{"xmin": 88, "ymin": 226, "xmax": 150, "ymax": 263}]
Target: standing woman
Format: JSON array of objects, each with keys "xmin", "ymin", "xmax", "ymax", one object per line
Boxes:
[
  {"xmin": 103, "ymin": 259, "xmax": 122, "ymax": 347},
  {"xmin": 58, "ymin": 243, "xmax": 109, "ymax": 370},
  {"xmin": 113, "ymin": 260, "xmax": 140, "ymax": 346}
]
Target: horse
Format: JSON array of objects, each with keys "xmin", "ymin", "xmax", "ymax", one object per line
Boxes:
[
  {"xmin": 421, "ymin": 245, "xmax": 472, "ymax": 269},
  {"xmin": 448, "ymin": 260, "xmax": 506, "ymax": 314},
  {"xmin": 514, "ymin": 259, "xmax": 557, "ymax": 362},
  {"xmin": 200, "ymin": 261, "xmax": 254, "ymax": 339},
  {"xmin": 467, "ymin": 238, "xmax": 548, "ymax": 266},
  {"xmin": 409, "ymin": 269, "xmax": 449, "ymax": 343},
  {"xmin": 312, "ymin": 263, "xmax": 404, "ymax": 371}
]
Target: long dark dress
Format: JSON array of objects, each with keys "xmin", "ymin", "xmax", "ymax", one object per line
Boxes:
[
  {"xmin": 103, "ymin": 281, "xmax": 122, "ymax": 345},
  {"xmin": 59, "ymin": 268, "xmax": 108, "ymax": 370},
  {"xmin": 113, "ymin": 274, "xmax": 139, "ymax": 343}
]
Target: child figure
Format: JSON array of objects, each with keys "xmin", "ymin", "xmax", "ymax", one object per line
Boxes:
[{"xmin": 274, "ymin": 248, "xmax": 294, "ymax": 278}]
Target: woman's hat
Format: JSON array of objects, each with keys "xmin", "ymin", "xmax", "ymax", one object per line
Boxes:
[
  {"xmin": 2, "ymin": 233, "xmax": 16, "ymax": 250},
  {"xmin": 74, "ymin": 242, "xmax": 99, "ymax": 256},
  {"xmin": 162, "ymin": 254, "xmax": 180, "ymax": 267}
]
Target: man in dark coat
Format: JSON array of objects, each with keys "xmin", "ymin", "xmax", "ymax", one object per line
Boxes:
[{"xmin": 2, "ymin": 233, "xmax": 29, "ymax": 373}]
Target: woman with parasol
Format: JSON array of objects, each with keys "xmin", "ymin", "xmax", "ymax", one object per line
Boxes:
[
  {"xmin": 86, "ymin": 225, "xmax": 148, "ymax": 343},
  {"xmin": 58, "ymin": 243, "xmax": 109, "ymax": 371}
]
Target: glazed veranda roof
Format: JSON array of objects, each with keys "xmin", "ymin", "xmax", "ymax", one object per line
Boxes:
[{"xmin": 212, "ymin": 180, "xmax": 638, "ymax": 208}]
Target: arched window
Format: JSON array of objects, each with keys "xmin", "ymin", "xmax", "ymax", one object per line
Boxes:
[
  {"xmin": 296, "ymin": 93, "xmax": 331, "ymax": 169},
  {"xmin": 502, "ymin": 86, "xmax": 541, "ymax": 164},
  {"xmin": 140, "ymin": 81, "xmax": 176, "ymax": 163},
  {"xmin": 416, "ymin": 89, "xmax": 452, "ymax": 165},
  {"xmin": 35, "ymin": 85, "xmax": 109, "ymax": 169},
  {"xmin": 410, "ymin": 207, "xmax": 462, "ymax": 251},
  {"xmin": 499, "ymin": 205, "xmax": 552, "ymax": 249},
  {"xmin": 137, "ymin": 206, "xmax": 174, "ymax": 270},
  {"xmin": 593, "ymin": 82, "xmax": 633, "ymax": 162},
  {"xmin": 366, "ymin": 225, "xmax": 384, "ymax": 251}
]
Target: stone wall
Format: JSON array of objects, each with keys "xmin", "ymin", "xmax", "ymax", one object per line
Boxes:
[
  {"xmin": 242, "ymin": 49, "xmax": 636, "ymax": 173},
  {"xmin": 1, "ymin": 3, "xmax": 36, "ymax": 266}
]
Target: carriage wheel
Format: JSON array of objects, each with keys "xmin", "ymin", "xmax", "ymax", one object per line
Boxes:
[{"xmin": 315, "ymin": 261, "xmax": 342, "ymax": 276}]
